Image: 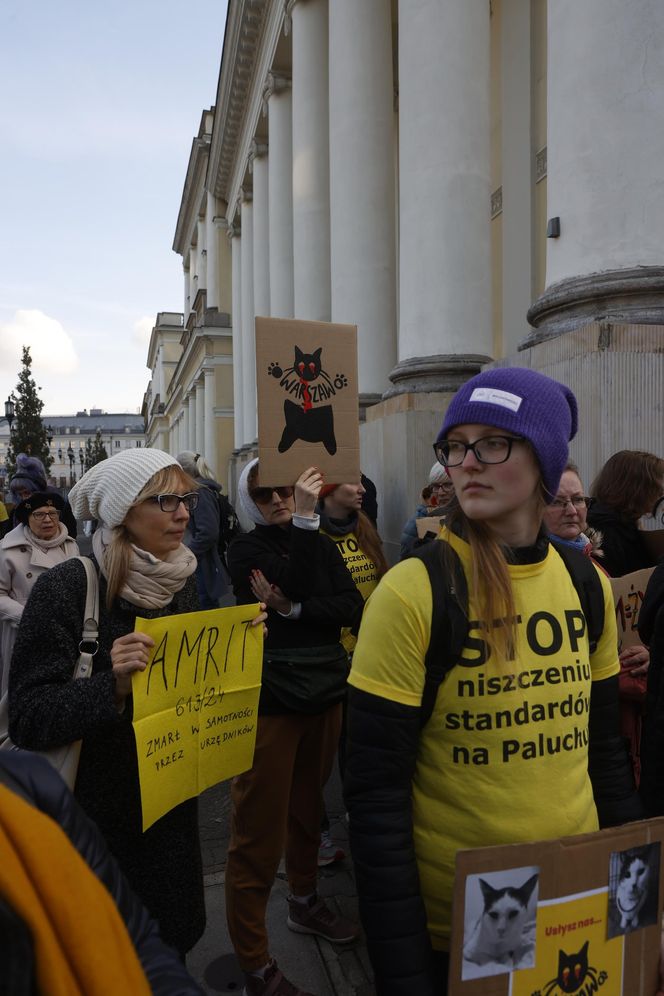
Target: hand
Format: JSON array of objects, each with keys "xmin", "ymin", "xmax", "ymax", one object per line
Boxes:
[
  {"xmin": 619, "ymin": 644, "xmax": 650, "ymax": 677},
  {"xmin": 294, "ymin": 466, "xmax": 323, "ymax": 518},
  {"xmin": 250, "ymin": 569, "xmax": 291, "ymax": 615},
  {"xmin": 111, "ymin": 632, "xmax": 155, "ymax": 706},
  {"xmin": 250, "ymin": 602, "xmax": 269, "ymax": 639}
]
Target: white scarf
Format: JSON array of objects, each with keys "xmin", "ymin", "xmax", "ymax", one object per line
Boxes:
[
  {"xmin": 24, "ymin": 523, "xmax": 71, "ymax": 552},
  {"xmin": 92, "ymin": 526, "xmax": 197, "ymax": 609}
]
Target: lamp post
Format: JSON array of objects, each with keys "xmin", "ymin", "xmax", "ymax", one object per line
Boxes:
[
  {"xmin": 2, "ymin": 397, "xmax": 15, "ymax": 429},
  {"xmin": 79, "ymin": 448, "xmax": 85, "ymax": 475},
  {"xmin": 67, "ymin": 445, "xmax": 75, "ymax": 486}
]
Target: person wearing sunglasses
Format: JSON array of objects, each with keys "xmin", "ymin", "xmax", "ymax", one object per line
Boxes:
[
  {"xmin": 345, "ymin": 368, "xmax": 641, "ymax": 995},
  {"xmin": 8, "ymin": 448, "xmax": 266, "ymax": 959},
  {"xmin": 225, "ymin": 458, "xmax": 363, "ymax": 996},
  {"xmin": 0, "ymin": 491, "xmax": 79, "ymax": 696}
]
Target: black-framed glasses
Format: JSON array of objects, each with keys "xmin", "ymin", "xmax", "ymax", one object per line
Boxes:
[
  {"xmin": 149, "ymin": 492, "xmax": 199, "ymax": 513},
  {"xmin": 30, "ymin": 509, "xmax": 61, "ymax": 521},
  {"xmin": 250, "ymin": 486, "xmax": 294, "ymax": 505},
  {"xmin": 433, "ymin": 435, "xmax": 526, "ymax": 468},
  {"xmin": 549, "ymin": 495, "xmax": 593, "ymax": 511}
]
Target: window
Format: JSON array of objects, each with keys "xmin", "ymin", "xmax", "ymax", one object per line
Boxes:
[
  {"xmin": 115, "ymin": 440, "xmax": 121, "ymax": 449},
  {"xmin": 136, "ymin": 441, "xmax": 142, "ymax": 447}
]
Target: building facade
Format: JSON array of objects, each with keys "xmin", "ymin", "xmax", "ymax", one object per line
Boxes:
[{"xmin": 149, "ymin": 0, "xmax": 664, "ymax": 559}]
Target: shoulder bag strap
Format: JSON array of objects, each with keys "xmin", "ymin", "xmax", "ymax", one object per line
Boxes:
[{"xmin": 73, "ymin": 556, "xmax": 100, "ymax": 681}]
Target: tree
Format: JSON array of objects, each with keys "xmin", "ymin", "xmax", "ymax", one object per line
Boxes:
[
  {"xmin": 84, "ymin": 429, "xmax": 108, "ymax": 471},
  {"xmin": 5, "ymin": 346, "xmax": 52, "ymax": 479}
]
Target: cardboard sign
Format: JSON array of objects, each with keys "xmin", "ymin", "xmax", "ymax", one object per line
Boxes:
[
  {"xmin": 255, "ymin": 316, "xmax": 360, "ymax": 485},
  {"xmin": 449, "ymin": 818, "xmax": 664, "ymax": 995},
  {"xmin": 416, "ymin": 515, "xmax": 443, "ymax": 540},
  {"xmin": 132, "ymin": 605, "xmax": 263, "ymax": 830},
  {"xmin": 610, "ymin": 567, "xmax": 655, "ymax": 652}
]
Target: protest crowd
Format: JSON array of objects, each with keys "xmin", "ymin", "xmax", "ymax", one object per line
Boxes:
[{"xmin": 1, "ymin": 365, "xmax": 664, "ymax": 996}]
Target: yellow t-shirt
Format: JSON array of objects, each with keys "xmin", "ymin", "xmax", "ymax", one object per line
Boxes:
[
  {"xmin": 349, "ymin": 530, "xmax": 619, "ymax": 949},
  {"xmin": 0, "ymin": 502, "xmax": 8, "ymax": 525},
  {"xmin": 322, "ymin": 529, "xmax": 380, "ymax": 653}
]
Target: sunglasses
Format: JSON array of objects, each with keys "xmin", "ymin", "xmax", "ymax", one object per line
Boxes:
[
  {"xmin": 250, "ymin": 486, "xmax": 294, "ymax": 505},
  {"xmin": 149, "ymin": 493, "xmax": 199, "ymax": 513}
]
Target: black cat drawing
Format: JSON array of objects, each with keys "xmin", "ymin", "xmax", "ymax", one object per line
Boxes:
[
  {"xmin": 271, "ymin": 345, "xmax": 339, "ymax": 455},
  {"xmin": 541, "ymin": 940, "xmax": 604, "ymax": 995}
]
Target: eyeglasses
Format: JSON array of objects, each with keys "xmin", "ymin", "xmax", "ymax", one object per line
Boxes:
[
  {"xmin": 30, "ymin": 509, "xmax": 60, "ymax": 521},
  {"xmin": 549, "ymin": 496, "xmax": 592, "ymax": 510},
  {"xmin": 149, "ymin": 493, "xmax": 199, "ymax": 513},
  {"xmin": 250, "ymin": 486, "xmax": 294, "ymax": 505},
  {"xmin": 433, "ymin": 435, "xmax": 526, "ymax": 468}
]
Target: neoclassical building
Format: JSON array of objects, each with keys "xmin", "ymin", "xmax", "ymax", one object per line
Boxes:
[{"xmin": 144, "ymin": 0, "xmax": 664, "ymax": 559}]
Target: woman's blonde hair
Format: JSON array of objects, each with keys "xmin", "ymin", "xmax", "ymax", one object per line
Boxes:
[
  {"xmin": 103, "ymin": 465, "xmax": 198, "ymax": 609},
  {"xmin": 445, "ymin": 480, "xmax": 548, "ymax": 662}
]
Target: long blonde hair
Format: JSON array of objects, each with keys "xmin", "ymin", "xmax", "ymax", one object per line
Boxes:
[
  {"xmin": 103, "ymin": 465, "xmax": 198, "ymax": 609},
  {"xmin": 445, "ymin": 484, "xmax": 548, "ymax": 662}
]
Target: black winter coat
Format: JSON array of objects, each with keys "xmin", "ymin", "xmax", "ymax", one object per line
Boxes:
[
  {"xmin": 587, "ymin": 501, "xmax": 655, "ymax": 577},
  {"xmin": 8, "ymin": 557, "xmax": 205, "ymax": 955},
  {"xmin": 0, "ymin": 752, "xmax": 203, "ymax": 995},
  {"xmin": 228, "ymin": 522, "xmax": 363, "ymax": 713},
  {"xmin": 638, "ymin": 563, "xmax": 664, "ymax": 815}
]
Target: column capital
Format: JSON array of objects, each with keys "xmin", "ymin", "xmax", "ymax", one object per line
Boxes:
[
  {"xmin": 248, "ymin": 139, "xmax": 269, "ymax": 173},
  {"xmin": 283, "ymin": 0, "xmax": 300, "ymax": 36},
  {"xmin": 262, "ymin": 70, "xmax": 292, "ymax": 115},
  {"xmin": 226, "ymin": 221, "xmax": 241, "ymax": 245}
]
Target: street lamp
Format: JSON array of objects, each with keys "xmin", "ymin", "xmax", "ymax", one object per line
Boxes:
[
  {"xmin": 1, "ymin": 397, "xmax": 14, "ymax": 429},
  {"xmin": 79, "ymin": 449, "xmax": 85, "ymax": 474},
  {"xmin": 46, "ymin": 424, "xmax": 54, "ymax": 445},
  {"xmin": 67, "ymin": 445, "xmax": 75, "ymax": 486}
]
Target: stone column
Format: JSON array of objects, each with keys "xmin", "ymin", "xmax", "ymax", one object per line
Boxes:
[
  {"xmin": 206, "ymin": 192, "xmax": 220, "ymax": 310},
  {"xmin": 204, "ymin": 366, "xmax": 217, "ymax": 464},
  {"xmin": 195, "ymin": 380, "xmax": 205, "ymax": 455},
  {"xmin": 251, "ymin": 141, "xmax": 270, "ymax": 318},
  {"xmin": 190, "ymin": 247, "xmax": 199, "ymax": 305},
  {"xmin": 182, "ymin": 398, "xmax": 190, "ymax": 453},
  {"xmin": 240, "ymin": 195, "xmax": 257, "ymax": 443},
  {"xmin": 391, "ymin": 0, "xmax": 492, "ymax": 395},
  {"xmin": 184, "ymin": 264, "xmax": 191, "ymax": 319},
  {"xmin": 525, "ymin": 0, "xmax": 664, "ymax": 341},
  {"xmin": 329, "ymin": 0, "xmax": 397, "ymax": 403},
  {"xmin": 265, "ymin": 72, "xmax": 294, "ymax": 317},
  {"xmin": 230, "ymin": 226, "xmax": 244, "ymax": 449},
  {"xmin": 290, "ymin": 0, "xmax": 331, "ymax": 321}
]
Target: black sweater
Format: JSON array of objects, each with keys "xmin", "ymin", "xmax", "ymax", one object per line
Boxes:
[{"xmin": 228, "ymin": 522, "xmax": 363, "ymax": 712}]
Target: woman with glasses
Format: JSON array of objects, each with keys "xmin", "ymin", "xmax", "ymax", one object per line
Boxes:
[
  {"xmin": 345, "ymin": 368, "xmax": 641, "ymax": 995},
  {"xmin": 224, "ymin": 458, "xmax": 363, "ymax": 996},
  {"xmin": 587, "ymin": 450, "xmax": 664, "ymax": 578},
  {"xmin": 8, "ymin": 448, "xmax": 266, "ymax": 958},
  {"xmin": 0, "ymin": 492, "xmax": 79, "ymax": 695}
]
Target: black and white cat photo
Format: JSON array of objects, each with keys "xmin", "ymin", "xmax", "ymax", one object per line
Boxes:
[
  {"xmin": 462, "ymin": 866, "xmax": 539, "ymax": 980},
  {"xmin": 607, "ymin": 843, "xmax": 660, "ymax": 938}
]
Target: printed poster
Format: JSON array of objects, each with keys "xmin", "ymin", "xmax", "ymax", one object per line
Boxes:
[
  {"xmin": 255, "ymin": 315, "xmax": 360, "ymax": 485},
  {"xmin": 132, "ymin": 604, "xmax": 263, "ymax": 830}
]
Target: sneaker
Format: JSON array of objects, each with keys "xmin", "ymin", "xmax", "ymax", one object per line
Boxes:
[
  {"xmin": 317, "ymin": 830, "xmax": 346, "ymax": 868},
  {"xmin": 287, "ymin": 893, "xmax": 360, "ymax": 944},
  {"xmin": 243, "ymin": 958, "xmax": 315, "ymax": 996}
]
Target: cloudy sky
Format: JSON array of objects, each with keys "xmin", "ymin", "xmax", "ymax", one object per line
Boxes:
[{"xmin": 0, "ymin": 0, "xmax": 228, "ymax": 416}]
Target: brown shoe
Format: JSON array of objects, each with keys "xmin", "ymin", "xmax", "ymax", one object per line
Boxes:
[
  {"xmin": 287, "ymin": 893, "xmax": 360, "ymax": 944},
  {"xmin": 243, "ymin": 959, "xmax": 314, "ymax": 996}
]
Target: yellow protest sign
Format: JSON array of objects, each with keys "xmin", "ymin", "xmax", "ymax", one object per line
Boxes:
[{"xmin": 132, "ymin": 604, "xmax": 263, "ymax": 830}]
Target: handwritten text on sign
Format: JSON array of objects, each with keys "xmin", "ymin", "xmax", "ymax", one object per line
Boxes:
[{"xmin": 132, "ymin": 605, "xmax": 263, "ymax": 830}]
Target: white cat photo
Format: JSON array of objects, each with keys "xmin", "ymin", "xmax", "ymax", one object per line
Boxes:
[{"xmin": 462, "ymin": 865, "xmax": 540, "ymax": 981}]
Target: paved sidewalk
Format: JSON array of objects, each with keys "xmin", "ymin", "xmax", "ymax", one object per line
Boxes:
[{"xmin": 188, "ymin": 769, "xmax": 375, "ymax": 995}]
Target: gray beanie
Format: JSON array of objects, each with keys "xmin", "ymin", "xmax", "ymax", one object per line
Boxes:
[{"xmin": 69, "ymin": 448, "xmax": 179, "ymax": 527}]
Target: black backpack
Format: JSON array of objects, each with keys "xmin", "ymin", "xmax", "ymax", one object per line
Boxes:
[
  {"xmin": 411, "ymin": 537, "xmax": 606, "ymax": 727},
  {"xmin": 208, "ymin": 488, "xmax": 242, "ymax": 567}
]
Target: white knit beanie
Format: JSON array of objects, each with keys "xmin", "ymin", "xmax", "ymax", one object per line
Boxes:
[
  {"xmin": 69, "ymin": 448, "xmax": 179, "ymax": 527},
  {"xmin": 429, "ymin": 461, "xmax": 449, "ymax": 485}
]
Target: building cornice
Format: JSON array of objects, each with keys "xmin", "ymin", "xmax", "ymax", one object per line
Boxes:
[{"xmin": 173, "ymin": 108, "xmax": 215, "ymax": 256}]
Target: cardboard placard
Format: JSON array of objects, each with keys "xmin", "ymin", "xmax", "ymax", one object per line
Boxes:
[
  {"xmin": 131, "ymin": 604, "xmax": 263, "ymax": 830},
  {"xmin": 416, "ymin": 515, "xmax": 443, "ymax": 540},
  {"xmin": 255, "ymin": 316, "xmax": 360, "ymax": 485},
  {"xmin": 610, "ymin": 567, "xmax": 655, "ymax": 652},
  {"xmin": 449, "ymin": 818, "xmax": 664, "ymax": 995}
]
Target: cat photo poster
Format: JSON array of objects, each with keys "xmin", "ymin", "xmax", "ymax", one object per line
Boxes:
[
  {"xmin": 255, "ymin": 316, "xmax": 360, "ymax": 484},
  {"xmin": 461, "ymin": 866, "xmax": 539, "ymax": 980}
]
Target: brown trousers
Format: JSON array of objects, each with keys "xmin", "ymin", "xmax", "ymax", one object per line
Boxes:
[{"xmin": 225, "ymin": 705, "xmax": 342, "ymax": 971}]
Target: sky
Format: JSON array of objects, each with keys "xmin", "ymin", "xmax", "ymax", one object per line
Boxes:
[{"xmin": 0, "ymin": 0, "xmax": 228, "ymax": 416}]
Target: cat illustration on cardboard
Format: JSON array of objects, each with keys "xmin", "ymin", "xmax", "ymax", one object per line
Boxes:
[
  {"xmin": 462, "ymin": 870, "xmax": 538, "ymax": 977},
  {"xmin": 268, "ymin": 345, "xmax": 349, "ymax": 455}
]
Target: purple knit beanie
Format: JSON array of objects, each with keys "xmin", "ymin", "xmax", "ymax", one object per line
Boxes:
[{"xmin": 436, "ymin": 367, "xmax": 578, "ymax": 502}]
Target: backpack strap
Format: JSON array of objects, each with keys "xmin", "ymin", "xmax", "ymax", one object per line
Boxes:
[
  {"xmin": 408, "ymin": 540, "xmax": 469, "ymax": 727},
  {"xmin": 549, "ymin": 539, "xmax": 605, "ymax": 654}
]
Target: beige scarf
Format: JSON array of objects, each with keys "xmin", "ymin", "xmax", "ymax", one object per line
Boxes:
[
  {"xmin": 92, "ymin": 526, "xmax": 196, "ymax": 609},
  {"xmin": 24, "ymin": 523, "xmax": 72, "ymax": 552}
]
